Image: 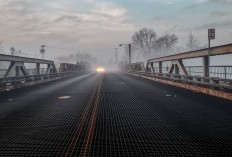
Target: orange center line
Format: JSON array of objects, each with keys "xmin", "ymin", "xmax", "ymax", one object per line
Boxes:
[
  {"xmin": 81, "ymin": 75, "xmax": 103, "ymax": 156},
  {"xmin": 62, "ymin": 74, "xmax": 103, "ymax": 157}
]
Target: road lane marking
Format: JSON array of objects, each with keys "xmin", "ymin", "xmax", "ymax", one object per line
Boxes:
[
  {"xmin": 80, "ymin": 75, "xmax": 103, "ymax": 157},
  {"xmin": 63, "ymin": 92, "xmax": 94, "ymax": 157},
  {"xmin": 63, "ymin": 74, "xmax": 103, "ymax": 157},
  {"xmin": 58, "ymin": 96, "xmax": 71, "ymax": 100},
  {"xmin": 7, "ymin": 98, "xmax": 14, "ymax": 102}
]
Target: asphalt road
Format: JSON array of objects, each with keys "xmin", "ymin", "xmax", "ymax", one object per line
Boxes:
[{"xmin": 0, "ymin": 72, "xmax": 232, "ymax": 156}]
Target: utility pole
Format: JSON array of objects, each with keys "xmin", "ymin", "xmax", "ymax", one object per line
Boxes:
[{"xmin": 40, "ymin": 45, "xmax": 46, "ymax": 59}]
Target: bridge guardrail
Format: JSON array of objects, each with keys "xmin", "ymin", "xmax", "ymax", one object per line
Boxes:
[
  {"xmin": 0, "ymin": 71, "xmax": 87, "ymax": 92},
  {"xmin": 129, "ymin": 71, "xmax": 232, "ymax": 92},
  {"xmin": 0, "ymin": 71, "xmax": 84, "ymax": 83}
]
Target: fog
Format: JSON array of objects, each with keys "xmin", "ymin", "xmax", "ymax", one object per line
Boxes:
[{"xmin": 0, "ymin": 0, "xmax": 232, "ymax": 71}]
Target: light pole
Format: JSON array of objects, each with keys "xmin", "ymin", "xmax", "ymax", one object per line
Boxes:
[
  {"xmin": 40, "ymin": 45, "xmax": 46, "ymax": 72},
  {"xmin": 40, "ymin": 45, "xmax": 46, "ymax": 59},
  {"xmin": 119, "ymin": 43, "xmax": 131, "ymax": 64}
]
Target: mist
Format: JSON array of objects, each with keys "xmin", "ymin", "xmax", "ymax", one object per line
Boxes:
[{"xmin": 0, "ymin": 0, "xmax": 232, "ymax": 71}]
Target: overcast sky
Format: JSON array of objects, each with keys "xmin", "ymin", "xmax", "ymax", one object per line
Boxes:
[{"xmin": 0, "ymin": 0, "xmax": 232, "ymax": 64}]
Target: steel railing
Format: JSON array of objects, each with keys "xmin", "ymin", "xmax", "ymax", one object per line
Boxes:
[
  {"xmin": 0, "ymin": 68, "xmax": 60, "ymax": 78},
  {"xmin": 151, "ymin": 66, "xmax": 232, "ymax": 79},
  {"xmin": 128, "ymin": 70, "xmax": 232, "ymax": 92}
]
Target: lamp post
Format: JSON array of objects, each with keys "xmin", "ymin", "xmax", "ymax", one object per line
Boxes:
[
  {"xmin": 119, "ymin": 43, "xmax": 131, "ymax": 64},
  {"xmin": 40, "ymin": 45, "xmax": 46, "ymax": 59}
]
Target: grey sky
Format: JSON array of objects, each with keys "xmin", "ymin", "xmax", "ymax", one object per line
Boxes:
[{"xmin": 0, "ymin": 0, "xmax": 232, "ymax": 64}]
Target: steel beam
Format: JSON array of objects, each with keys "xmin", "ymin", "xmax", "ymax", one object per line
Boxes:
[
  {"xmin": 168, "ymin": 60, "xmax": 188, "ymax": 75},
  {"xmin": 36, "ymin": 63, "xmax": 40, "ymax": 75},
  {"xmin": 159, "ymin": 62, "xmax": 162, "ymax": 73},
  {"xmin": 128, "ymin": 73, "xmax": 232, "ymax": 101},
  {"xmin": 176, "ymin": 60, "xmax": 188, "ymax": 75},
  {"xmin": 0, "ymin": 54, "xmax": 54, "ymax": 64},
  {"xmin": 148, "ymin": 43, "xmax": 232, "ymax": 63},
  {"xmin": 151, "ymin": 63, "xmax": 154, "ymax": 72},
  {"xmin": 46, "ymin": 64, "xmax": 51, "ymax": 74},
  {"xmin": 174, "ymin": 64, "xmax": 179, "ymax": 75},
  {"xmin": 5, "ymin": 62, "xmax": 29, "ymax": 77},
  {"xmin": 168, "ymin": 64, "xmax": 175, "ymax": 74}
]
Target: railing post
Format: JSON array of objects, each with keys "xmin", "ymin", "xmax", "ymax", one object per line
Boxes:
[
  {"xmin": 203, "ymin": 56, "xmax": 210, "ymax": 77},
  {"xmin": 46, "ymin": 64, "xmax": 51, "ymax": 74},
  {"xmin": 189, "ymin": 67, "xmax": 191, "ymax": 75},
  {"xmin": 159, "ymin": 61, "xmax": 162, "ymax": 73},
  {"xmin": 174, "ymin": 64, "xmax": 179, "ymax": 75},
  {"xmin": 151, "ymin": 63, "xmax": 154, "ymax": 73},
  {"xmin": 36, "ymin": 63, "xmax": 40, "ymax": 75},
  {"xmin": 224, "ymin": 66, "xmax": 227, "ymax": 79},
  {"xmin": 16, "ymin": 66, "xmax": 20, "ymax": 77}
]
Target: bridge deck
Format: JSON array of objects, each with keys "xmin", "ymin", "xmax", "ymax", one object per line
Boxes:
[{"xmin": 0, "ymin": 73, "xmax": 232, "ymax": 156}]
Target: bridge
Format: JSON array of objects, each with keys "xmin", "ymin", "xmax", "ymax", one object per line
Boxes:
[{"xmin": 0, "ymin": 44, "xmax": 232, "ymax": 156}]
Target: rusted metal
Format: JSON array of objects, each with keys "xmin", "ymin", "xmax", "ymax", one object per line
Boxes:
[
  {"xmin": 148, "ymin": 43, "xmax": 232, "ymax": 63},
  {"xmin": 129, "ymin": 62, "xmax": 145, "ymax": 71},
  {"xmin": 0, "ymin": 72, "xmax": 86, "ymax": 92},
  {"xmin": 128, "ymin": 72, "xmax": 232, "ymax": 101},
  {"xmin": 142, "ymin": 44, "xmax": 232, "ymax": 77}
]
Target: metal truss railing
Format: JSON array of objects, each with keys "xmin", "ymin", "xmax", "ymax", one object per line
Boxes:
[{"xmin": 129, "ymin": 71, "xmax": 232, "ymax": 92}]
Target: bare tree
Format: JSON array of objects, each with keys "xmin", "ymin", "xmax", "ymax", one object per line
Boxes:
[
  {"xmin": 132, "ymin": 28, "xmax": 178, "ymax": 58},
  {"xmin": 155, "ymin": 34, "xmax": 178, "ymax": 53},
  {"xmin": 186, "ymin": 32, "xmax": 198, "ymax": 50},
  {"xmin": 132, "ymin": 28, "xmax": 157, "ymax": 57}
]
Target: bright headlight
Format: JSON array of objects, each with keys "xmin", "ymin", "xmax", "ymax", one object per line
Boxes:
[{"xmin": 96, "ymin": 67, "xmax": 105, "ymax": 73}]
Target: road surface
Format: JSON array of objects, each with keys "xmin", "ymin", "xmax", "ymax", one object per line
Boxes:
[{"xmin": 1, "ymin": 72, "xmax": 232, "ymax": 156}]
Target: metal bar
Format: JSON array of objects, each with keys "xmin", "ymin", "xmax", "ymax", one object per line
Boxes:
[
  {"xmin": 16, "ymin": 66, "xmax": 20, "ymax": 77},
  {"xmin": 203, "ymin": 56, "xmax": 210, "ymax": 77},
  {"xmin": 5, "ymin": 62, "xmax": 15, "ymax": 77},
  {"xmin": 128, "ymin": 72, "xmax": 232, "ymax": 101},
  {"xmin": 0, "ymin": 54, "xmax": 54, "ymax": 64},
  {"xmin": 159, "ymin": 62, "xmax": 162, "ymax": 73},
  {"xmin": 46, "ymin": 64, "xmax": 51, "ymax": 74},
  {"xmin": 148, "ymin": 43, "xmax": 232, "ymax": 63},
  {"xmin": 20, "ymin": 65, "xmax": 29, "ymax": 76},
  {"xmin": 174, "ymin": 64, "xmax": 179, "ymax": 75},
  {"xmin": 36, "ymin": 63, "xmax": 40, "ymax": 75},
  {"xmin": 129, "ymin": 44, "xmax": 131, "ymax": 64},
  {"xmin": 168, "ymin": 64, "xmax": 175, "ymax": 74}
]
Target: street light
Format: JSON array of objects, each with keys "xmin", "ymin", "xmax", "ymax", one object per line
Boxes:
[
  {"xmin": 40, "ymin": 45, "xmax": 46, "ymax": 59},
  {"xmin": 119, "ymin": 43, "xmax": 131, "ymax": 64}
]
